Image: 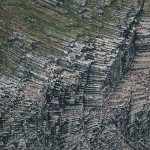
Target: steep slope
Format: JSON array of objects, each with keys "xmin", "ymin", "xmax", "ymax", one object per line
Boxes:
[
  {"xmin": 0, "ymin": 0, "xmax": 149, "ymax": 150},
  {"xmin": 99, "ymin": 2, "xmax": 150, "ymax": 150}
]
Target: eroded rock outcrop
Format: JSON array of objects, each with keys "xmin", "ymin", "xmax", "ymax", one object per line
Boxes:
[{"xmin": 0, "ymin": 0, "xmax": 149, "ymax": 150}]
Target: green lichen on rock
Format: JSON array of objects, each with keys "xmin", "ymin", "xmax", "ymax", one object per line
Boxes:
[{"xmin": 0, "ymin": 0, "xmax": 132, "ymax": 75}]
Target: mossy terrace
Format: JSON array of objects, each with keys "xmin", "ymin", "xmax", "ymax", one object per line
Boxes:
[{"xmin": 0, "ymin": 0, "xmax": 132, "ymax": 75}]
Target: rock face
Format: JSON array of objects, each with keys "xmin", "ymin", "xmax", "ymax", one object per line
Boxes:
[
  {"xmin": 74, "ymin": 0, "xmax": 88, "ymax": 6},
  {"xmin": 99, "ymin": 3, "xmax": 150, "ymax": 149},
  {"xmin": 0, "ymin": 0, "xmax": 150, "ymax": 150}
]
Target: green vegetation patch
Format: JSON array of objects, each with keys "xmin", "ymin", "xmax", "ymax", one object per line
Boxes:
[{"xmin": 0, "ymin": 0, "xmax": 127, "ymax": 75}]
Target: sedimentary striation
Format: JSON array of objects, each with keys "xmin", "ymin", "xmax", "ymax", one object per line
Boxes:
[{"xmin": 0, "ymin": 0, "xmax": 150, "ymax": 149}]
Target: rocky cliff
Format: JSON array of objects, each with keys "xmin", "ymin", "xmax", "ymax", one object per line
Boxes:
[{"xmin": 0, "ymin": 0, "xmax": 150, "ymax": 150}]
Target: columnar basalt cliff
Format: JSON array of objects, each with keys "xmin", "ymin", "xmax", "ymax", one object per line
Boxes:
[{"xmin": 0, "ymin": 0, "xmax": 149, "ymax": 150}]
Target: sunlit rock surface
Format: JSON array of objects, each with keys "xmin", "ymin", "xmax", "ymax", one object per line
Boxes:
[{"xmin": 0, "ymin": 0, "xmax": 150, "ymax": 149}]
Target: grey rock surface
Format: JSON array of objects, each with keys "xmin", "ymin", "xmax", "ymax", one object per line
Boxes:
[{"xmin": 0, "ymin": 0, "xmax": 150, "ymax": 150}]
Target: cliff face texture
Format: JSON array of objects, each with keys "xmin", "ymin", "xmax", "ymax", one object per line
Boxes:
[{"xmin": 0, "ymin": 0, "xmax": 150, "ymax": 150}]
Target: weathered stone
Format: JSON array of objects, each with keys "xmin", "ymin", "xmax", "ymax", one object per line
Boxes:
[{"xmin": 0, "ymin": 0, "xmax": 150, "ymax": 150}]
